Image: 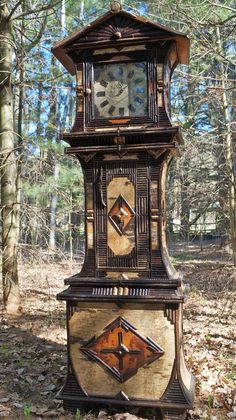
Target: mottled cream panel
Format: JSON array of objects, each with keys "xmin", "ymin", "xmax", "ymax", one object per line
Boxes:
[
  {"xmin": 76, "ymin": 70, "xmax": 82, "ymax": 85},
  {"xmin": 107, "ymin": 177, "xmax": 135, "ymax": 256},
  {"xmin": 69, "ymin": 303, "xmax": 175, "ymax": 399},
  {"xmin": 150, "ymin": 180, "xmax": 158, "ymax": 209},
  {"xmin": 103, "ymin": 154, "xmax": 139, "ymax": 161},
  {"xmin": 94, "ymin": 126, "xmax": 147, "ymax": 132},
  {"xmin": 157, "ymin": 64, "xmax": 163, "ymax": 80},
  {"xmin": 87, "ymin": 222, "xmax": 93, "ymax": 249},
  {"xmin": 105, "ymin": 272, "xmax": 140, "ymax": 279},
  {"xmin": 151, "ymin": 220, "xmax": 159, "ymax": 250},
  {"xmin": 76, "ymin": 70, "xmax": 83, "ymax": 112},
  {"xmin": 93, "ymin": 46, "xmax": 146, "ymax": 55}
]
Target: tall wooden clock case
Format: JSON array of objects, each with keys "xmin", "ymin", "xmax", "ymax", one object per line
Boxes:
[{"xmin": 53, "ymin": 3, "xmax": 195, "ymax": 419}]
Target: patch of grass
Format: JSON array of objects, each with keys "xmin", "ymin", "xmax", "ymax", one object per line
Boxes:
[
  {"xmin": 23, "ymin": 404, "xmax": 32, "ymax": 419},
  {"xmin": 226, "ymin": 371, "xmax": 236, "ymax": 380},
  {"xmin": 16, "ymin": 358, "xmax": 27, "ymax": 367},
  {"xmin": 0, "ymin": 343, "xmax": 10, "ymax": 350},
  {"xmin": 171, "ymin": 252, "xmax": 204, "ymax": 263},
  {"xmin": 0, "ymin": 343, "xmax": 12, "ymax": 358},
  {"xmin": 75, "ymin": 408, "xmax": 80, "ymax": 420},
  {"xmin": 207, "ymin": 394, "xmax": 214, "ymax": 408},
  {"xmin": 226, "ymin": 372, "xmax": 235, "ymax": 380}
]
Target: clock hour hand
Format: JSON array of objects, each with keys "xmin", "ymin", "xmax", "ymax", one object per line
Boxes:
[{"xmin": 116, "ymin": 85, "xmax": 128, "ymax": 96}]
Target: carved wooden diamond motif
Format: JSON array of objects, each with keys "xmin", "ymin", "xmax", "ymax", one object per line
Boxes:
[
  {"xmin": 108, "ymin": 195, "xmax": 135, "ymax": 235},
  {"xmin": 81, "ymin": 316, "xmax": 164, "ymax": 382}
]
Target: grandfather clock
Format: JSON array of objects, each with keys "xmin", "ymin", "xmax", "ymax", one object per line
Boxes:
[{"xmin": 52, "ymin": 2, "xmax": 194, "ymax": 419}]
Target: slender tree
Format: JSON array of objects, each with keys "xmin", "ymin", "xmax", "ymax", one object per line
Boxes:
[
  {"xmin": 0, "ymin": 0, "xmax": 61, "ymax": 312},
  {"xmin": 0, "ymin": 3, "xmax": 19, "ymax": 312}
]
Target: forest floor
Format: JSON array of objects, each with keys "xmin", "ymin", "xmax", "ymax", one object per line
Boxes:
[{"xmin": 0, "ymin": 243, "xmax": 235, "ymax": 420}]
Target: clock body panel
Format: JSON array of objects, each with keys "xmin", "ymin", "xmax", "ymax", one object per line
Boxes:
[{"xmin": 69, "ymin": 303, "xmax": 175, "ymax": 399}]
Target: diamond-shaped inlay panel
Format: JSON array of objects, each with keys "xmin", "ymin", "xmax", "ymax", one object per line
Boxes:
[
  {"xmin": 108, "ymin": 195, "xmax": 135, "ymax": 235},
  {"xmin": 81, "ymin": 316, "xmax": 164, "ymax": 382}
]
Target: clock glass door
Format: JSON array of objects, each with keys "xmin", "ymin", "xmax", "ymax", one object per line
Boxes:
[{"xmin": 93, "ymin": 62, "xmax": 148, "ymax": 118}]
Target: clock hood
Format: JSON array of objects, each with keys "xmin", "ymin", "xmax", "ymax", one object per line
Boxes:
[{"xmin": 52, "ymin": 8, "xmax": 190, "ymax": 75}]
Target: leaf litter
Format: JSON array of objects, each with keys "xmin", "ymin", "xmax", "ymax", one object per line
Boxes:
[{"xmin": 0, "ymin": 245, "xmax": 235, "ymax": 419}]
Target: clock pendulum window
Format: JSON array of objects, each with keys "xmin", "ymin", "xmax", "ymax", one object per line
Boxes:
[{"xmin": 52, "ymin": 2, "xmax": 195, "ymax": 419}]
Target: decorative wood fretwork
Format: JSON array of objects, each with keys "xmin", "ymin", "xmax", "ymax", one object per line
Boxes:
[
  {"xmin": 108, "ymin": 194, "xmax": 135, "ymax": 235},
  {"xmin": 81, "ymin": 316, "xmax": 164, "ymax": 382},
  {"xmin": 78, "ymin": 152, "xmax": 96, "ymax": 162},
  {"xmin": 162, "ymin": 379, "xmax": 188, "ymax": 405},
  {"xmin": 92, "ymin": 287, "xmax": 150, "ymax": 296},
  {"xmin": 68, "ymin": 14, "xmax": 178, "ymax": 48},
  {"xmin": 164, "ymin": 304, "xmax": 177, "ymax": 325},
  {"xmin": 67, "ymin": 302, "xmax": 78, "ymax": 320}
]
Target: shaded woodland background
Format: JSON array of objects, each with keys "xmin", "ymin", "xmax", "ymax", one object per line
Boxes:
[{"xmin": 0, "ymin": 1, "xmax": 235, "ymax": 419}]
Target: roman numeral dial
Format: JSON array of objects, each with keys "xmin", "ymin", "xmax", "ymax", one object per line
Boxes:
[{"xmin": 93, "ymin": 62, "xmax": 148, "ymax": 118}]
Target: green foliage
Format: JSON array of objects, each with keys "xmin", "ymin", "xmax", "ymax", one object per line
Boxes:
[
  {"xmin": 207, "ymin": 394, "xmax": 214, "ymax": 408},
  {"xmin": 75, "ymin": 408, "xmax": 81, "ymax": 420},
  {"xmin": 23, "ymin": 405, "xmax": 32, "ymax": 420},
  {"xmin": 0, "ymin": 343, "xmax": 12, "ymax": 359}
]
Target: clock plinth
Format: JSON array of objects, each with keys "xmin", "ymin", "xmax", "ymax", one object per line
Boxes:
[{"xmin": 53, "ymin": 5, "xmax": 194, "ymax": 419}]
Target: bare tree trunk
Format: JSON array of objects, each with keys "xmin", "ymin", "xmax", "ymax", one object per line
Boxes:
[
  {"xmin": 180, "ymin": 167, "xmax": 190, "ymax": 242},
  {"xmin": 216, "ymin": 26, "xmax": 236, "ymax": 264},
  {"xmin": 15, "ymin": 0, "xmax": 26, "ymax": 265},
  {"xmin": 61, "ymin": 0, "xmax": 66, "ymax": 32},
  {"xmin": 69, "ymin": 192, "xmax": 73, "ymax": 266},
  {"xmin": 49, "ymin": 0, "xmax": 68, "ymax": 250},
  {"xmin": 48, "ymin": 55, "xmax": 61, "ymax": 251},
  {"xmin": 80, "ymin": 0, "xmax": 84, "ymax": 22},
  {"xmin": 0, "ymin": 5, "xmax": 20, "ymax": 313},
  {"xmin": 49, "ymin": 159, "xmax": 59, "ymax": 250}
]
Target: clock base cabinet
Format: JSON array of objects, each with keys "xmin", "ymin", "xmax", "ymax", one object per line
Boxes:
[{"xmin": 58, "ymin": 301, "xmax": 194, "ymax": 419}]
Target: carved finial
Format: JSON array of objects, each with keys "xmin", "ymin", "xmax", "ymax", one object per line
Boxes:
[
  {"xmin": 113, "ymin": 30, "xmax": 122, "ymax": 39},
  {"xmin": 110, "ymin": 0, "xmax": 122, "ymax": 13}
]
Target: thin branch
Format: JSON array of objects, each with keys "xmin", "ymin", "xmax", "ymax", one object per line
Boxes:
[
  {"xmin": 173, "ymin": 5, "xmax": 236, "ymax": 66},
  {"xmin": 206, "ymin": 2, "xmax": 236, "ymax": 13},
  {"xmin": 7, "ymin": 0, "xmax": 22, "ymax": 21},
  {"xmin": 216, "ymin": 14, "xmax": 236, "ymax": 25},
  {"xmin": 176, "ymin": 69, "xmax": 236, "ymax": 83},
  {"xmin": 25, "ymin": 14, "xmax": 48, "ymax": 52},
  {"xmin": 13, "ymin": 0, "xmax": 62, "ymax": 20}
]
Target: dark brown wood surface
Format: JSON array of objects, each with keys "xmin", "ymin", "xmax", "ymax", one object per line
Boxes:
[{"xmin": 52, "ymin": 4, "xmax": 194, "ymax": 418}]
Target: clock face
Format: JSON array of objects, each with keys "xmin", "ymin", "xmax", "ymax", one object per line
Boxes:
[{"xmin": 93, "ymin": 62, "xmax": 148, "ymax": 119}]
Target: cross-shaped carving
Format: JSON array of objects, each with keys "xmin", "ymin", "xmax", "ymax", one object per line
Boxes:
[
  {"xmin": 81, "ymin": 316, "xmax": 164, "ymax": 382},
  {"xmin": 101, "ymin": 331, "xmax": 141, "ymax": 370}
]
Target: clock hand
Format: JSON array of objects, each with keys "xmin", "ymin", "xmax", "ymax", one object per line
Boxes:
[{"xmin": 116, "ymin": 85, "xmax": 128, "ymax": 96}]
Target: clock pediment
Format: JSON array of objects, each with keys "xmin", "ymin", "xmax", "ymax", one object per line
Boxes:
[
  {"xmin": 52, "ymin": 10, "xmax": 189, "ymax": 74},
  {"xmin": 67, "ymin": 13, "xmax": 176, "ymax": 48}
]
